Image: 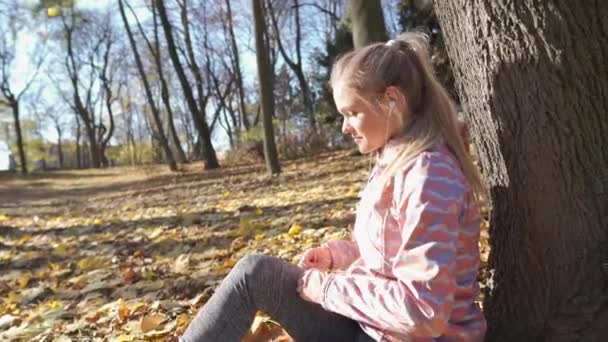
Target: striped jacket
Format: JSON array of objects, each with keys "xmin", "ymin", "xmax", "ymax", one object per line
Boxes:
[{"xmin": 304, "ymin": 137, "xmax": 486, "ymax": 341}]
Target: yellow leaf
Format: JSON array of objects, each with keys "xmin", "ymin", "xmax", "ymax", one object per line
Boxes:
[
  {"xmin": 0, "ymin": 214, "xmax": 9, "ymax": 222},
  {"xmin": 217, "ymin": 258, "xmax": 236, "ymax": 271},
  {"xmin": 53, "ymin": 243, "xmax": 69, "ymax": 256},
  {"xmin": 114, "ymin": 335, "xmax": 134, "ymax": 342},
  {"xmin": 176, "ymin": 314, "xmax": 192, "ymax": 330},
  {"xmin": 17, "ymin": 274, "xmax": 31, "ymax": 288},
  {"xmin": 140, "ymin": 313, "xmax": 166, "ymax": 333},
  {"xmin": 254, "ymin": 233, "xmax": 265, "ymax": 241},
  {"xmin": 46, "ymin": 300, "xmax": 63, "ymax": 309},
  {"xmin": 92, "ymin": 218, "xmax": 102, "ymax": 225},
  {"xmin": 255, "ymin": 208, "xmax": 263, "ymax": 216},
  {"xmin": 77, "ymin": 256, "xmax": 107, "ymax": 271},
  {"xmin": 6, "ymin": 291, "xmax": 21, "ymax": 305},
  {"xmin": 288, "ymin": 223, "xmax": 301, "ymax": 237},
  {"xmin": 17, "ymin": 235, "xmax": 32, "ymax": 245},
  {"xmin": 47, "ymin": 7, "xmax": 59, "ymax": 17},
  {"xmin": 223, "ymin": 191, "xmax": 231, "ymax": 198}
]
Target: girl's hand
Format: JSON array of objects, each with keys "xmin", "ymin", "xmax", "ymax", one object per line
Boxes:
[
  {"xmin": 298, "ymin": 246, "xmax": 333, "ymax": 270},
  {"xmin": 297, "ymin": 269, "xmax": 326, "ymax": 304}
]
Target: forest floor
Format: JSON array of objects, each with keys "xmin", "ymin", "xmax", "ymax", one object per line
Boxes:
[{"xmin": 0, "ymin": 149, "xmax": 489, "ymax": 341}]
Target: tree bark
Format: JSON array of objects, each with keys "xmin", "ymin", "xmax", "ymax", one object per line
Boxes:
[
  {"xmin": 434, "ymin": 1, "xmax": 608, "ymax": 341},
  {"xmin": 118, "ymin": 0, "xmax": 177, "ymax": 171},
  {"xmin": 347, "ymin": 0, "xmax": 387, "ymax": 48},
  {"xmin": 252, "ymin": 0, "xmax": 281, "ymax": 175},
  {"xmin": 127, "ymin": 0, "xmax": 187, "ymax": 163},
  {"xmin": 155, "ymin": 0, "xmax": 219, "ymax": 169},
  {"xmin": 56, "ymin": 125, "xmax": 64, "ymax": 169},
  {"xmin": 267, "ymin": 0, "xmax": 316, "ymax": 131},
  {"xmin": 75, "ymin": 115, "xmax": 82, "ymax": 169},
  {"xmin": 224, "ymin": 0, "xmax": 250, "ymax": 131},
  {"xmin": 10, "ymin": 101, "xmax": 27, "ymax": 173}
]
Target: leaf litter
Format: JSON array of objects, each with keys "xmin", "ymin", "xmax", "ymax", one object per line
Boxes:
[{"xmin": 0, "ymin": 150, "xmax": 490, "ymax": 341}]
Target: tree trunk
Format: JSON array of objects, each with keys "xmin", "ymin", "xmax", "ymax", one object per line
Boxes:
[
  {"xmin": 434, "ymin": 1, "xmax": 608, "ymax": 341},
  {"xmin": 75, "ymin": 115, "xmax": 82, "ymax": 169},
  {"xmin": 119, "ymin": 0, "xmax": 177, "ymax": 172},
  {"xmin": 225, "ymin": 0, "xmax": 250, "ymax": 131},
  {"xmin": 267, "ymin": 0, "xmax": 316, "ymax": 131},
  {"xmin": 155, "ymin": 0, "xmax": 219, "ymax": 169},
  {"xmin": 150, "ymin": 1, "xmax": 187, "ymax": 163},
  {"xmin": 252, "ymin": 0, "xmax": 281, "ymax": 175},
  {"xmin": 348, "ymin": 0, "xmax": 387, "ymax": 48},
  {"xmin": 56, "ymin": 126, "xmax": 64, "ymax": 169},
  {"xmin": 84, "ymin": 124, "xmax": 100, "ymax": 168},
  {"xmin": 11, "ymin": 101, "xmax": 27, "ymax": 174}
]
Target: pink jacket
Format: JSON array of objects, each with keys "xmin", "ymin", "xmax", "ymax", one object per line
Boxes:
[{"xmin": 302, "ymin": 137, "xmax": 486, "ymax": 341}]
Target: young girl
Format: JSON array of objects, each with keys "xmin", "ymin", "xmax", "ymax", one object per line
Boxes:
[{"xmin": 180, "ymin": 32, "xmax": 486, "ymax": 342}]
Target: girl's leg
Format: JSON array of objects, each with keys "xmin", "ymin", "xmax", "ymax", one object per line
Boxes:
[{"xmin": 180, "ymin": 254, "xmax": 371, "ymax": 342}]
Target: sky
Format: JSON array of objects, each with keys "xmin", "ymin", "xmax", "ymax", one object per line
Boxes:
[{"xmin": 0, "ymin": 141, "xmax": 8, "ymax": 170}]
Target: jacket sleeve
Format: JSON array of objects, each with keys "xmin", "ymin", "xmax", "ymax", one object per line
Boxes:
[
  {"xmin": 319, "ymin": 153, "xmax": 465, "ymax": 337},
  {"xmin": 321, "ymin": 239, "xmax": 360, "ymax": 270}
]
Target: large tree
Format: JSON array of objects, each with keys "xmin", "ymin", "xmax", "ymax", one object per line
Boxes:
[
  {"xmin": 348, "ymin": 0, "xmax": 387, "ymax": 48},
  {"xmin": 434, "ymin": 1, "xmax": 608, "ymax": 340}
]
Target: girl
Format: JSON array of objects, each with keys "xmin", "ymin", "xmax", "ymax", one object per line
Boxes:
[{"xmin": 180, "ymin": 32, "xmax": 486, "ymax": 342}]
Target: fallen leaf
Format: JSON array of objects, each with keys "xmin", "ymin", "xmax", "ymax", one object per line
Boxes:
[
  {"xmin": 288, "ymin": 223, "xmax": 301, "ymax": 237},
  {"xmin": 174, "ymin": 254, "xmax": 191, "ymax": 274},
  {"xmin": 140, "ymin": 313, "xmax": 166, "ymax": 333},
  {"xmin": 117, "ymin": 298, "xmax": 130, "ymax": 322}
]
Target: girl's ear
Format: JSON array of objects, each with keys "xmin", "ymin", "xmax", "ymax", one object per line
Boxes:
[{"xmin": 384, "ymin": 86, "xmax": 406, "ymax": 112}]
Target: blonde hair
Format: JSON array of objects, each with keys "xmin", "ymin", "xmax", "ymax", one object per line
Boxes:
[{"xmin": 330, "ymin": 31, "xmax": 486, "ymax": 200}]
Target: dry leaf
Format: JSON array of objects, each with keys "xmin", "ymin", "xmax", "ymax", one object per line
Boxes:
[
  {"xmin": 140, "ymin": 313, "xmax": 166, "ymax": 333},
  {"xmin": 174, "ymin": 254, "xmax": 191, "ymax": 274},
  {"xmin": 288, "ymin": 224, "xmax": 301, "ymax": 237},
  {"xmin": 117, "ymin": 298, "xmax": 130, "ymax": 322}
]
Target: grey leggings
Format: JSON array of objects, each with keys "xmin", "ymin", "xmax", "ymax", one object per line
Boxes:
[{"xmin": 180, "ymin": 254, "xmax": 376, "ymax": 342}]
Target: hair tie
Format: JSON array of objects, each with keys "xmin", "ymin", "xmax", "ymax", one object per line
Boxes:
[{"xmin": 385, "ymin": 39, "xmax": 396, "ymax": 47}]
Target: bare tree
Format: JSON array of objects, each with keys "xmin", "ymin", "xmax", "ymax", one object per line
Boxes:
[
  {"xmin": 155, "ymin": 0, "xmax": 219, "ymax": 169},
  {"xmin": 252, "ymin": 0, "xmax": 280, "ymax": 174},
  {"xmin": 118, "ymin": 0, "xmax": 177, "ymax": 171},
  {"xmin": 222, "ymin": 0, "xmax": 250, "ymax": 133},
  {"xmin": 0, "ymin": 1, "xmax": 45, "ymax": 173},
  {"xmin": 267, "ymin": 0, "xmax": 316, "ymax": 131}
]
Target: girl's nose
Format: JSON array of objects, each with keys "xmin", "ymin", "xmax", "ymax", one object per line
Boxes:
[{"xmin": 341, "ymin": 117, "xmax": 351, "ymax": 135}]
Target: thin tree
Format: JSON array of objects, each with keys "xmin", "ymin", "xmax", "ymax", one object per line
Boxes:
[
  {"xmin": 124, "ymin": 0, "xmax": 187, "ymax": 163},
  {"xmin": 118, "ymin": 0, "xmax": 177, "ymax": 171},
  {"xmin": 155, "ymin": 0, "xmax": 219, "ymax": 169},
  {"xmin": 223, "ymin": 0, "xmax": 250, "ymax": 131},
  {"xmin": 267, "ymin": 0, "xmax": 316, "ymax": 132},
  {"xmin": 0, "ymin": 2, "xmax": 44, "ymax": 173},
  {"xmin": 434, "ymin": 0, "xmax": 608, "ymax": 340},
  {"xmin": 252, "ymin": 0, "xmax": 280, "ymax": 175}
]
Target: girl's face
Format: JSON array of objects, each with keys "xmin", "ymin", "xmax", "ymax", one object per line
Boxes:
[{"xmin": 333, "ymin": 84, "xmax": 404, "ymax": 154}]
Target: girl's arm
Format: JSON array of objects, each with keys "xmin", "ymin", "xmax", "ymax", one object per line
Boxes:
[
  {"xmin": 321, "ymin": 239, "xmax": 360, "ymax": 270},
  {"xmin": 305, "ymin": 152, "xmax": 472, "ymax": 337}
]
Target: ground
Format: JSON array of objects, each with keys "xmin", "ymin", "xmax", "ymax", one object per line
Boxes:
[{"xmin": 0, "ymin": 150, "xmax": 489, "ymax": 341}]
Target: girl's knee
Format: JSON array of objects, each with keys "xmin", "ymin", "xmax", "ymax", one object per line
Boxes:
[{"xmin": 234, "ymin": 254, "xmax": 275, "ymax": 279}]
